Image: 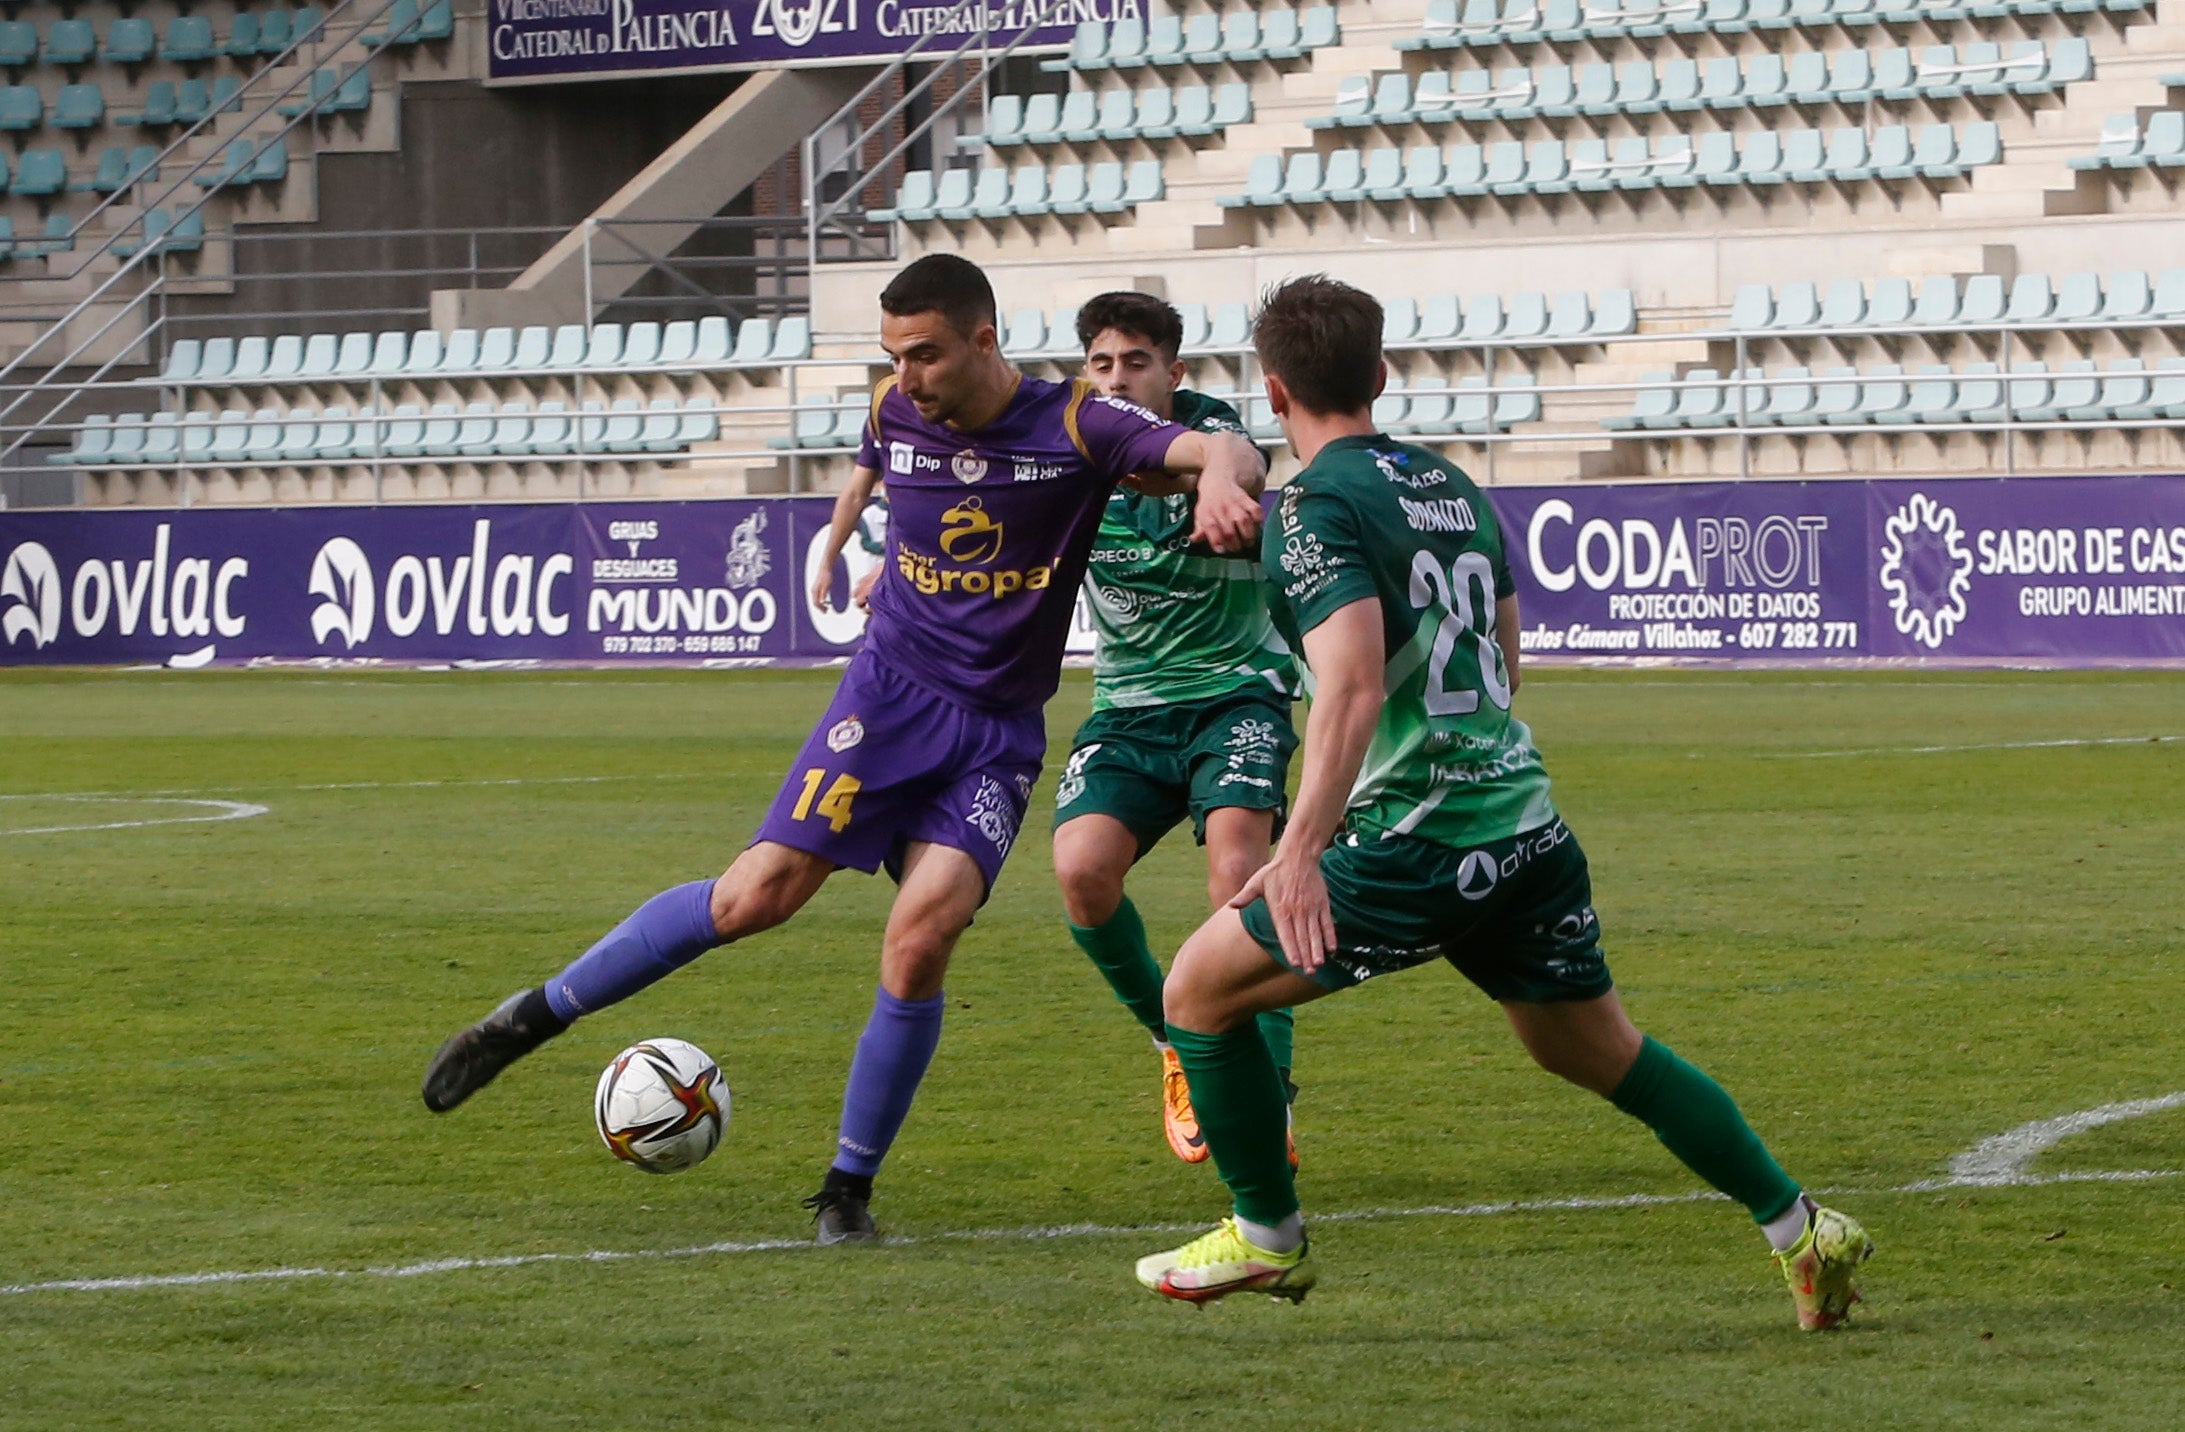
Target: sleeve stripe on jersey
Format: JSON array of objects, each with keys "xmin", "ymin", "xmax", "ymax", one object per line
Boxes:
[
  {"xmin": 1062, "ymin": 379, "xmax": 1097, "ymax": 465},
  {"xmin": 867, "ymin": 376, "xmax": 899, "ymax": 449}
]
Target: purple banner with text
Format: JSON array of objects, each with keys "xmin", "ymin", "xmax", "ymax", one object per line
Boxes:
[
  {"xmin": 0, "ymin": 499, "xmax": 885, "ymax": 666},
  {"xmin": 4, "ymin": 480, "xmax": 2181, "ymax": 666},
  {"xmin": 486, "ymin": 0, "xmax": 1139, "ymax": 84},
  {"xmin": 1492, "ymin": 475, "xmax": 2185, "ymax": 663}
]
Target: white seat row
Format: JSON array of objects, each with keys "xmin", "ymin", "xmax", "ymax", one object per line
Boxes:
[{"xmin": 155, "ymin": 317, "xmax": 810, "ymax": 386}]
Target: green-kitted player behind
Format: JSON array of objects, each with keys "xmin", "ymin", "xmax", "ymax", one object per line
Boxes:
[
  {"xmin": 1052, "ymin": 292, "xmax": 1303, "ymax": 1167},
  {"xmin": 1133, "ymin": 275, "xmax": 1875, "ymax": 1329}
]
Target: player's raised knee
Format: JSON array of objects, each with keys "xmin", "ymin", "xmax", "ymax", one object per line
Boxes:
[
  {"xmin": 708, "ymin": 865, "xmax": 804, "ymax": 940},
  {"xmin": 1056, "ymin": 856, "xmax": 1124, "ymax": 928}
]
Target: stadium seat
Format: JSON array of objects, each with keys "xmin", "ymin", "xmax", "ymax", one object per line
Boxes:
[
  {"xmin": 0, "ymin": 22, "xmax": 33, "ymax": 68},
  {"xmin": 259, "ymin": 9, "xmax": 296, "ymax": 55},
  {"xmin": 769, "ymin": 316, "xmax": 813, "ymax": 363},
  {"xmin": 161, "ymin": 15, "xmax": 217, "ymax": 62},
  {"xmin": 53, "ymin": 83, "xmax": 104, "ymax": 130},
  {"xmin": 227, "ymin": 13, "xmax": 262, "ymax": 58},
  {"xmin": 45, "ymin": 18, "xmax": 96, "ymax": 66},
  {"xmin": 279, "ymin": 69, "xmax": 341, "ymax": 120},
  {"xmin": 1139, "ymin": 16, "xmax": 1183, "ymax": 69},
  {"xmin": 13, "ymin": 148, "xmax": 64, "ymax": 196},
  {"xmin": 363, "ymin": 0, "xmax": 422, "ymax": 49},
  {"xmin": 107, "ymin": 17, "xmax": 156, "ymax": 65},
  {"xmin": 2102, "ymin": 270, "xmax": 2152, "ymax": 319},
  {"xmin": 0, "ymin": 84, "xmax": 38, "ymax": 130},
  {"xmin": 1605, "ymin": 372, "xmax": 1676, "ymax": 430}
]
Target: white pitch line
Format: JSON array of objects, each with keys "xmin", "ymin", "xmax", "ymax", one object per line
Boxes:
[
  {"xmin": 0, "ymin": 772, "xmax": 720, "ymax": 803},
  {"xmin": 1944, "ymin": 1091, "xmax": 2185, "ymax": 1185},
  {"xmin": 5, "ymin": 1164, "xmax": 2178, "ymax": 1300},
  {"xmin": 1768, "ymin": 735, "xmax": 2180, "ymax": 759},
  {"xmin": 0, "ymin": 796, "xmax": 269, "ymax": 837}
]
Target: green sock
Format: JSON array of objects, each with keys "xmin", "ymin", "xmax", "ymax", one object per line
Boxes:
[
  {"xmin": 1254, "ymin": 1007, "xmax": 1295, "ymax": 1095},
  {"xmin": 1609, "ymin": 1035, "xmax": 1802, "ymax": 1225},
  {"xmin": 1168, "ymin": 1024, "xmax": 1298, "ymax": 1226},
  {"xmin": 1067, "ymin": 896, "xmax": 1166, "ymax": 1039}
]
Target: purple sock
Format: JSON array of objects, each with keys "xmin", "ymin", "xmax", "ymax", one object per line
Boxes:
[
  {"xmin": 544, "ymin": 879, "xmax": 722, "ymax": 1022},
  {"xmin": 832, "ymin": 986, "xmax": 946, "ymax": 1178}
]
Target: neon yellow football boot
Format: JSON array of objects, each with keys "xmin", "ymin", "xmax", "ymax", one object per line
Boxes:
[
  {"xmin": 1136, "ymin": 1218, "xmax": 1316, "ymax": 1305},
  {"xmin": 1776, "ymin": 1205, "xmax": 1874, "ymax": 1330}
]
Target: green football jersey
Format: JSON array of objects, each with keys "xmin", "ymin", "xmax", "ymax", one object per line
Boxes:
[
  {"xmin": 1086, "ymin": 390, "xmax": 1298, "ymax": 711},
  {"xmin": 1264, "ymin": 434, "xmax": 1556, "ymax": 848}
]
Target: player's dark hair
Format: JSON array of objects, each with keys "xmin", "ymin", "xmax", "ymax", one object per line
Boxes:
[
  {"xmin": 879, "ymin": 253, "xmax": 998, "ymax": 337},
  {"xmin": 1252, "ymin": 275, "xmax": 1383, "ymax": 417},
  {"xmin": 1076, "ymin": 291, "xmax": 1185, "ymax": 363}
]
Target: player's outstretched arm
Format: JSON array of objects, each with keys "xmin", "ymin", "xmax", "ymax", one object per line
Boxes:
[
  {"xmin": 1136, "ymin": 430, "xmax": 1265, "ymax": 552},
  {"xmin": 1229, "ymin": 598, "xmax": 1385, "ymax": 972},
  {"xmin": 812, "ymin": 465, "xmax": 881, "ymax": 607},
  {"xmin": 1495, "ymin": 592, "xmax": 1523, "ymax": 696}
]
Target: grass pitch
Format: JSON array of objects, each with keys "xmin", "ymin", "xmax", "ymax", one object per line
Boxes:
[{"xmin": 3, "ymin": 665, "xmax": 2183, "ymax": 1430}]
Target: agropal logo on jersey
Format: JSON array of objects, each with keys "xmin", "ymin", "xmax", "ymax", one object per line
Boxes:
[
  {"xmin": 894, "ymin": 496, "xmax": 1059, "ymax": 599},
  {"xmin": 1876, "ymin": 492, "xmax": 1974, "ymax": 649}
]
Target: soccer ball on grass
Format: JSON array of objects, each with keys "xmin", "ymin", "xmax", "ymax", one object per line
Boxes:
[{"xmin": 594, "ymin": 1038, "xmax": 729, "ymax": 1174}]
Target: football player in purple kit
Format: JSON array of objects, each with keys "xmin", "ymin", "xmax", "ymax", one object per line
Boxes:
[{"xmin": 422, "ymin": 254, "xmax": 1266, "ymax": 1245}]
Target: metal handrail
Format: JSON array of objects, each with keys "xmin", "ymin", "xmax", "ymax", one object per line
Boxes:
[
  {"xmin": 0, "ymin": 0, "xmax": 421, "ymax": 465},
  {"xmin": 802, "ymin": 0, "xmax": 1078, "ymax": 271}
]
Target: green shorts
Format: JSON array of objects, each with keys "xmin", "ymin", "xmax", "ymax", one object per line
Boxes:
[
  {"xmin": 1239, "ymin": 818, "xmax": 1613, "ymax": 1004},
  {"xmin": 1052, "ymin": 690, "xmax": 1298, "ymax": 850}
]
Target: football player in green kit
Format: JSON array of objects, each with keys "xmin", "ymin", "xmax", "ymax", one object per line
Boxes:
[
  {"xmin": 1052, "ymin": 292, "xmax": 1303, "ymax": 1167},
  {"xmin": 1133, "ymin": 276, "xmax": 1874, "ymax": 1331}
]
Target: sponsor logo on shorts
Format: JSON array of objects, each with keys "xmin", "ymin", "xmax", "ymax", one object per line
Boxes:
[
  {"xmin": 826, "ymin": 715, "xmax": 865, "ymax": 753},
  {"xmin": 966, "ymin": 775, "xmax": 1021, "ymax": 856},
  {"xmin": 1458, "ymin": 820, "xmax": 1574, "ymax": 900},
  {"xmin": 1217, "ymin": 772, "xmax": 1274, "ymax": 789},
  {"xmin": 1055, "ymin": 743, "xmax": 1101, "ymax": 807},
  {"xmin": 1334, "ymin": 942, "xmax": 1441, "ymax": 985},
  {"xmin": 1551, "ymin": 909, "xmax": 1596, "ymax": 943},
  {"xmin": 1457, "ymin": 850, "xmax": 1499, "ymax": 900},
  {"xmin": 1225, "ymin": 717, "xmax": 1281, "ymax": 769},
  {"xmin": 951, "ymin": 450, "xmax": 988, "ymax": 484}
]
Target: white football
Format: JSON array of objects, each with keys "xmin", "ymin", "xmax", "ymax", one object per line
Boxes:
[{"xmin": 594, "ymin": 1038, "xmax": 729, "ymax": 1174}]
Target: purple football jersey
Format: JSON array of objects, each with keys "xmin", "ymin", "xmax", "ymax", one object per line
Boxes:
[{"xmin": 855, "ymin": 375, "xmax": 1186, "ymax": 712}]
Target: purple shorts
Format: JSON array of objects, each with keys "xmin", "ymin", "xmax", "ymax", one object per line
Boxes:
[{"xmin": 752, "ymin": 653, "xmax": 1044, "ymax": 894}]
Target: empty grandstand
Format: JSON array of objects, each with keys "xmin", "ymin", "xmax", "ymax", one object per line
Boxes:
[{"xmin": 3, "ymin": 0, "xmax": 2185, "ymax": 509}]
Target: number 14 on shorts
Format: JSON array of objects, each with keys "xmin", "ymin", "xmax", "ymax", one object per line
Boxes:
[{"xmin": 792, "ymin": 768, "xmax": 862, "ymax": 832}]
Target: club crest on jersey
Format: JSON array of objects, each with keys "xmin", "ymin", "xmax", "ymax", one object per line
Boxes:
[
  {"xmin": 951, "ymin": 450, "xmax": 988, "ymax": 483},
  {"xmin": 939, "ymin": 497, "xmax": 1005, "ymax": 564},
  {"xmin": 827, "ymin": 715, "xmax": 865, "ymax": 753}
]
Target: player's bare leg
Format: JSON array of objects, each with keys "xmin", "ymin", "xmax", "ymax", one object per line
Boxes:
[
  {"xmin": 1053, "ymin": 812, "xmax": 1137, "ymax": 930},
  {"xmin": 806, "ymin": 840, "xmax": 986, "ymax": 1244},
  {"xmin": 420, "ymin": 842, "xmax": 834, "ymax": 1113},
  {"xmin": 1502, "ymin": 990, "xmax": 1874, "ymax": 1328},
  {"xmin": 1138, "ymin": 909, "xmax": 1328, "ymax": 1301}
]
